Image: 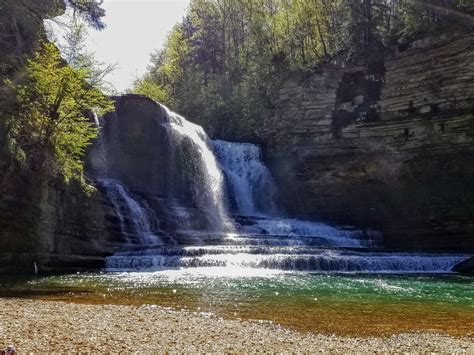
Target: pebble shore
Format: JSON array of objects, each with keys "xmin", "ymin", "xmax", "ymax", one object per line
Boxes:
[{"xmin": 0, "ymin": 299, "xmax": 472, "ymax": 353}]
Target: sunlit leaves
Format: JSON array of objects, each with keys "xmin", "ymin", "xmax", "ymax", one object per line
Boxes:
[
  {"xmin": 132, "ymin": 76, "xmax": 171, "ymax": 105},
  {"xmin": 134, "ymin": 0, "xmax": 473, "ymax": 137},
  {"xmin": 8, "ymin": 42, "xmax": 113, "ymax": 181}
]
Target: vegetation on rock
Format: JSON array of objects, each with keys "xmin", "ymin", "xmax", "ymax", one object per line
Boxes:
[
  {"xmin": 6, "ymin": 42, "xmax": 112, "ymax": 181},
  {"xmin": 0, "ymin": 0, "xmax": 111, "ymax": 182},
  {"xmin": 133, "ymin": 0, "xmax": 473, "ymax": 138}
]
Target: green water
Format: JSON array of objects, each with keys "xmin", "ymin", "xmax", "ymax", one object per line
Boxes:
[{"xmin": 1, "ymin": 270, "xmax": 473, "ymax": 335}]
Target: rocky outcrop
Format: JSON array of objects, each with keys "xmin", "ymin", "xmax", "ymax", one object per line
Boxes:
[
  {"xmin": 88, "ymin": 95, "xmax": 172, "ymax": 197},
  {"xmin": 0, "ymin": 164, "xmax": 120, "ymax": 274},
  {"xmin": 263, "ymin": 33, "xmax": 474, "ymax": 252},
  {"xmin": 88, "ymin": 94, "xmax": 223, "ymax": 236},
  {"xmin": 452, "ymin": 256, "xmax": 474, "ymax": 275}
]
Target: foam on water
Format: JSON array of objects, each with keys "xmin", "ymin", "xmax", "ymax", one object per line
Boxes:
[{"xmin": 106, "ymin": 247, "xmax": 467, "ymax": 274}]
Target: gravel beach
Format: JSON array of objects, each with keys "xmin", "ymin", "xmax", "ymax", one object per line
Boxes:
[{"xmin": 0, "ymin": 299, "xmax": 472, "ymax": 353}]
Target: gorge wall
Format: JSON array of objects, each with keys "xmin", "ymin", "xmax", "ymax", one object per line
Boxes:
[
  {"xmin": 0, "ymin": 164, "xmax": 121, "ymax": 273},
  {"xmin": 263, "ymin": 33, "xmax": 474, "ymax": 252},
  {"xmin": 1, "ymin": 32, "xmax": 473, "ymax": 275}
]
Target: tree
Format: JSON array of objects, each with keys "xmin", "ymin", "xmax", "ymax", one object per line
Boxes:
[
  {"xmin": 1, "ymin": 0, "xmax": 108, "ymax": 155},
  {"xmin": 131, "ymin": 76, "xmax": 171, "ymax": 105},
  {"xmin": 134, "ymin": 0, "xmax": 473, "ymax": 139},
  {"xmin": 56, "ymin": 15, "xmax": 117, "ymax": 93},
  {"xmin": 7, "ymin": 42, "xmax": 113, "ymax": 181},
  {"xmin": 66, "ymin": 0, "xmax": 107, "ymax": 30}
]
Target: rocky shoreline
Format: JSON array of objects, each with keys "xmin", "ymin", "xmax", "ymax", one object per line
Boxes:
[{"xmin": 0, "ymin": 299, "xmax": 472, "ymax": 352}]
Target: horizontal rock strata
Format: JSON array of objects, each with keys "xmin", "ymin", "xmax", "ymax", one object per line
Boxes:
[{"xmin": 263, "ymin": 33, "xmax": 474, "ymax": 251}]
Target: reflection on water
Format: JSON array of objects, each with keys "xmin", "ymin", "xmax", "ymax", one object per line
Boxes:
[{"xmin": 1, "ymin": 270, "xmax": 472, "ymax": 336}]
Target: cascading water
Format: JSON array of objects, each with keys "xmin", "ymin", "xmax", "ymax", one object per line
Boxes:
[
  {"xmin": 161, "ymin": 106, "xmax": 234, "ymax": 233},
  {"xmin": 99, "ymin": 178, "xmax": 161, "ymax": 245},
  {"xmin": 213, "ymin": 140, "xmax": 277, "ymax": 215},
  {"xmin": 102, "ymin": 100, "xmax": 469, "ymax": 274},
  {"xmin": 213, "ymin": 140, "xmax": 374, "ymax": 247}
]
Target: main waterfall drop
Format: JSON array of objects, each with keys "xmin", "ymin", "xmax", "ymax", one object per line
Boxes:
[
  {"xmin": 162, "ymin": 107, "xmax": 233, "ymax": 232},
  {"xmin": 92, "ymin": 95, "xmax": 467, "ymax": 274}
]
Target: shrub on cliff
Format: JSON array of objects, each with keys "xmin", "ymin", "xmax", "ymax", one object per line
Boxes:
[{"xmin": 6, "ymin": 42, "xmax": 113, "ymax": 181}]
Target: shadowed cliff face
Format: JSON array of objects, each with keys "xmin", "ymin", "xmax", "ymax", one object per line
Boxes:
[
  {"xmin": 0, "ymin": 166, "xmax": 120, "ymax": 273},
  {"xmin": 89, "ymin": 95, "xmax": 172, "ymax": 198},
  {"xmin": 263, "ymin": 33, "xmax": 474, "ymax": 252}
]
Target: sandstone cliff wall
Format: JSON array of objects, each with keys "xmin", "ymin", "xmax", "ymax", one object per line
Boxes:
[{"xmin": 263, "ymin": 33, "xmax": 474, "ymax": 251}]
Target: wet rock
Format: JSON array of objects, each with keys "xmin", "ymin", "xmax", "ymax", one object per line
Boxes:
[{"xmin": 452, "ymin": 256, "xmax": 474, "ymax": 275}]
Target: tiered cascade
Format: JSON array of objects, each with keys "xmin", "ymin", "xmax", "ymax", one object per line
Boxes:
[{"xmin": 93, "ymin": 99, "xmax": 467, "ymax": 273}]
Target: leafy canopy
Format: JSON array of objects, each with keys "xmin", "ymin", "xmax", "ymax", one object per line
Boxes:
[
  {"xmin": 56, "ymin": 16, "xmax": 117, "ymax": 93},
  {"xmin": 134, "ymin": 0, "xmax": 473, "ymax": 139},
  {"xmin": 7, "ymin": 42, "xmax": 113, "ymax": 181}
]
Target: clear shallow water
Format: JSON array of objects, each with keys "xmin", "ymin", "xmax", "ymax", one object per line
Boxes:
[
  {"xmin": 1, "ymin": 270, "xmax": 472, "ymax": 336},
  {"xmin": 77, "ymin": 125, "xmax": 474, "ymax": 335}
]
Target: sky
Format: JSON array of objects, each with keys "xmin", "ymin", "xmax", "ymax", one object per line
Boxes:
[{"xmin": 52, "ymin": 0, "xmax": 191, "ymax": 93}]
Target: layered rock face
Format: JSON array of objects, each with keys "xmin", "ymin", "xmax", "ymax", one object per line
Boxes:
[
  {"xmin": 263, "ymin": 33, "xmax": 474, "ymax": 252},
  {"xmin": 0, "ymin": 166, "xmax": 120, "ymax": 273}
]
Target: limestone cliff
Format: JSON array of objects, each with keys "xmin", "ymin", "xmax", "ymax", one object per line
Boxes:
[
  {"xmin": 263, "ymin": 33, "xmax": 474, "ymax": 252},
  {"xmin": 0, "ymin": 163, "xmax": 120, "ymax": 273}
]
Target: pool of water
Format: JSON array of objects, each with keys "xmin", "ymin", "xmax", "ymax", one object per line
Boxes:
[{"xmin": 1, "ymin": 269, "xmax": 472, "ymax": 336}]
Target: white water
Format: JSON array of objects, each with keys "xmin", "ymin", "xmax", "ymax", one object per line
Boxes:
[
  {"xmin": 106, "ymin": 247, "xmax": 467, "ymax": 273},
  {"xmin": 102, "ymin": 104, "xmax": 468, "ymax": 275},
  {"xmin": 213, "ymin": 140, "xmax": 277, "ymax": 215},
  {"xmin": 99, "ymin": 178, "xmax": 161, "ymax": 244},
  {"xmin": 92, "ymin": 113, "xmax": 108, "ymax": 176},
  {"xmin": 161, "ymin": 106, "xmax": 233, "ymax": 232}
]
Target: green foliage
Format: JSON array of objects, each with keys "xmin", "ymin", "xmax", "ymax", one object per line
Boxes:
[
  {"xmin": 131, "ymin": 76, "xmax": 171, "ymax": 105},
  {"xmin": 136, "ymin": 0, "xmax": 473, "ymax": 138},
  {"xmin": 7, "ymin": 42, "xmax": 113, "ymax": 181},
  {"xmin": 0, "ymin": 0, "xmax": 108, "ymax": 163},
  {"xmin": 57, "ymin": 17, "xmax": 117, "ymax": 93}
]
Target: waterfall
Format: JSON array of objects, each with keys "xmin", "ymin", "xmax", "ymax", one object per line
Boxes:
[
  {"xmin": 100, "ymin": 96, "xmax": 469, "ymax": 275},
  {"xmin": 99, "ymin": 178, "xmax": 161, "ymax": 245},
  {"xmin": 212, "ymin": 139, "xmax": 374, "ymax": 247},
  {"xmin": 92, "ymin": 113, "xmax": 108, "ymax": 177},
  {"xmin": 213, "ymin": 140, "xmax": 277, "ymax": 216},
  {"xmin": 161, "ymin": 106, "xmax": 233, "ymax": 232}
]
